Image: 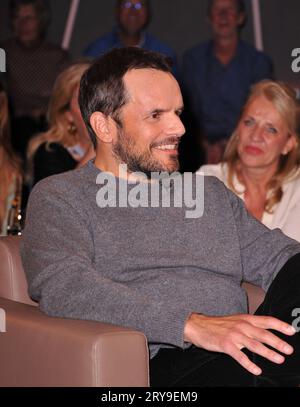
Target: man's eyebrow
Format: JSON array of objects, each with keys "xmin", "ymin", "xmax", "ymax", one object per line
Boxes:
[
  {"xmin": 145, "ymin": 108, "xmax": 167, "ymax": 115},
  {"xmin": 145, "ymin": 106, "xmax": 185, "ymax": 115}
]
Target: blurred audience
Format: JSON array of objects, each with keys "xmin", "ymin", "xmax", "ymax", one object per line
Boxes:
[
  {"xmin": 84, "ymin": 0, "xmax": 177, "ymax": 74},
  {"xmin": 1, "ymin": 0, "xmax": 70, "ymax": 160},
  {"xmin": 182, "ymin": 0, "xmax": 273, "ymax": 164},
  {"xmin": 0, "ymin": 81, "xmax": 23, "ymax": 236},
  {"xmin": 200, "ymin": 80, "xmax": 300, "ymax": 241},
  {"xmin": 27, "ymin": 62, "xmax": 93, "ymax": 186}
]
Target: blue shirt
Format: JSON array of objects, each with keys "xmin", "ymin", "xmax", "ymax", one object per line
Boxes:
[
  {"xmin": 84, "ymin": 29, "xmax": 178, "ymax": 75},
  {"xmin": 181, "ymin": 40, "xmax": 273, "ymax": 143}
]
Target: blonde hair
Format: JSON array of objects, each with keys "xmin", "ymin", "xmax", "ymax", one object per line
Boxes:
[
  {"xmin": 27, "ymin": 62, "xmax": 90, "ymax": 168},
  {"xmin": 224, "ymin": 80, "xmax": 300, "ymax": 213},
  {"xmin": 0, "ymin": 89, "xmax": 22, "ymax": 227}
]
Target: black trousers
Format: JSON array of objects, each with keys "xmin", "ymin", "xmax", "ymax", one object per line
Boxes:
[{"xmin": 150, "ymin": 253, "xmax": 300, "ymax": 387}]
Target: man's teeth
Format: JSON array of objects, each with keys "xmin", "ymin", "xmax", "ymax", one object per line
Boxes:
[{"xmin": 156, "ymin": 145, "xmax": 177, "ymax": 150}]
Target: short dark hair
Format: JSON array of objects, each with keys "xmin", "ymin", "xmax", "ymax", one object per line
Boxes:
[
  {"xmin": 9, "ymin": 0, "xmax": 51, "ymax": 37},
  {"xmin": 207, "ymin": 0, "xmax": 246, "ymax": 16},
  {"xmin": 79, "ymin": 47, "xmax": 173, "ymax": 148}
]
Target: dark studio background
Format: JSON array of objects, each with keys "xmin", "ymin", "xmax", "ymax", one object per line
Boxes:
[{"xmin": 0, "ymin": 0, "xmax": 300, "ymax": 83}]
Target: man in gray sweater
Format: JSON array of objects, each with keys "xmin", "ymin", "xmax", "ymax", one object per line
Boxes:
[{"xmin": 21, "ymin": 47, "xmax": 300, "ymax": 386}]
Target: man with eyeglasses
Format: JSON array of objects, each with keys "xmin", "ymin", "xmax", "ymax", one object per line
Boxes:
[{"xmin": 84, "ymin": 0, "xmax": 177, "ymax": 74}]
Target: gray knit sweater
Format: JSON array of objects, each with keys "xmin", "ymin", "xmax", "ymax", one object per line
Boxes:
[{"xmin": 21, "ymin": 161, "xmax": 300, "ymax": 358}]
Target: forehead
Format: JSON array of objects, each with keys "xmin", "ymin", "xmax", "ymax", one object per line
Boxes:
[
  {"xmin": 211, "ymin": 0, "xmax": 238, "ymax": 10},
  {"xmin": 244, "ymin": 96, "xmax": 285, "ymax": 125},
  {"xmin": 14, "ymin": 4, "xmax": 37, "ymax": 16},
  {"xmin": 123, "ymin": 68, "xmax": 183, "ymax": 109}
]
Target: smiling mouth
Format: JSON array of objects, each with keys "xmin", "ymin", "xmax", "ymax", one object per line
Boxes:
[
  {"xmin": 152, "ymin": 143, "xmax": 180, "ymax": 156},
  {"xmin": 155, "ymin": 144, "xmax": 178, "ymax": 151}
]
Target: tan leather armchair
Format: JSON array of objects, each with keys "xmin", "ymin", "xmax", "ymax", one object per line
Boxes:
[
  {"xmin": 0, "ymin": 236, "xmax": 265, "ymax": 387},
  {"xmin": 0, "ymin": 236, "xmax": 149, "ymax": 387}
]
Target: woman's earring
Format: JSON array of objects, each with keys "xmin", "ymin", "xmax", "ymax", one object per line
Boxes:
[{"xmin": 68, "ymin": 122, "xmax": 77, "ymax": 135}]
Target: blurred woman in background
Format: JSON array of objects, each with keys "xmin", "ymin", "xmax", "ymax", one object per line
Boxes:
[
  {"xmin": 0, "ymin": 81, "xmax": 23, "ymax": 235},
  {"xmin": 200, "ymin": 80, "xmax": 300, "ymax": 241},
  {"xmin": 27, "ymin": 62, "xmax": 94, "ymax": 186}
]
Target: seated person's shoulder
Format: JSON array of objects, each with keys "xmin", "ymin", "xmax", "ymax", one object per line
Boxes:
[
  {"xmin": 31, "ymin": 163, "xmax": 90, "ymax": 201},
  {"xmin": 83, "ymin": 32, "xmax": 115, "ymax": 56},
  {"xmin": 43, "ymin": 41, "xmax": 68, "ymax": 54},
  {"xmin": 239, "ymin": 40, "xmax": 272, "ymax": 63},
  {"xmin": 285, "ymin": 167, "xmax": 300, "ymax": 188},
  {"xmin": 198, "ymin": 163, "xmax": 225, "ymax": 177},
  {"xmin": 193, "ymin": 169, "xmax": 228, "ymax": 195},
  {"xmin": 144, "ymin": 32, "xmax": 176, "ymax": 58}
]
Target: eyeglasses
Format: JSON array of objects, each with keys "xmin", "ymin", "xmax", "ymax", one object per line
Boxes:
[{"xmin": 121, "ymin": 1, "xmax": 145, "ymax": 10}]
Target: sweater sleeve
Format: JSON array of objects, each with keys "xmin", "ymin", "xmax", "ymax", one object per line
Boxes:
[
  {"xmin": 21, "ymin": 180, "xmax": 192, "ymax": 349},
  {"xmin": 223, "ymin": 184, "xmax": 300, "ymax": 291}
]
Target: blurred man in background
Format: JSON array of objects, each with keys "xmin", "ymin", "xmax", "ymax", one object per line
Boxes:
[
  {"xmin": 181, "ymin": 0, "xmax": 273, "ymax": 164},
  {"xmin": 84, "ymin": 0, "xmax": 177, "ymax": 73}
]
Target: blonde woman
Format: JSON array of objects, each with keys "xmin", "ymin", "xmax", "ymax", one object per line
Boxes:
[
  {"xmin": 27, "ymin": 62, "xmax": 93, "ymax": 185},
  {"xmin": 0, "ymin": 82, "xmax": 23, "ymax": 235},
  {"xmin": 200, "ymin": 80, "xmax": 300, "ymax": 241}
]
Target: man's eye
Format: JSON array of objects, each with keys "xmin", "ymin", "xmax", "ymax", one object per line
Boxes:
[{"xmin": 151, "ymin": 112, "xmax": 160, "ymax": 119}]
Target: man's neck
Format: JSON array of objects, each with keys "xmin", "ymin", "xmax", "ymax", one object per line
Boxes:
[
  {"xmin": 16, "ymin": 37, "xmax": 43, "ymax": 50},
  {"xmin": 213, "ymin": 35, "xmax": 239, "ymax": 65},
  {"xmin": 94, "ymin": 155, "xmax": 145, "ymax": 182},
  {"xmin": 118, "ymin": 31, "xmax": 143, "ymax": 47}
]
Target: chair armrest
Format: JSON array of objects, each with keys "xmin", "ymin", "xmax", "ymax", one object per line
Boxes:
[
  {"xmin": 242, "ymin": 282, "xmax": 265, "ymax": 315},
  {"xmin": 0, "ymin": 298, "xmax": 149, "ymax": 387}
]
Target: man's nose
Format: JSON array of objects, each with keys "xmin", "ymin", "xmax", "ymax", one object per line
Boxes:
[
  {"xmin": 218, "ymin": 8, "xmax": 230, "ymax": 18},
  {"xmin": 168, "ymin": 114, "xmax": 185, "ymax": 136}
]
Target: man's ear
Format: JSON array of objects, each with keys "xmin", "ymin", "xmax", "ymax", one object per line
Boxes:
[{"xmin": 90, "ymin": 112, "xmax": 113, "ymax": 143}]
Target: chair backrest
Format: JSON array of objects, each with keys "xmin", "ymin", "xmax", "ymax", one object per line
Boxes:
[{"xmin": 0, "ymin": 236, "xmax": 37, "ymax": 306}]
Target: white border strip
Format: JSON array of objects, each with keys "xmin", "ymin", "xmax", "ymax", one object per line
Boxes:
[
  {"xmin": 251, "ymin": 0, "xmax": 264, "ymax": 51},
  {"xmin": 62, "ymin": 0, "xmax": 81, "ymax": 50}
]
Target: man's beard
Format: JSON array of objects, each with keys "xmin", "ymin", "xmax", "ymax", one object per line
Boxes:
[{"xmin": 112, "ymin": 127, "xmax": 180, "ymax": 178}]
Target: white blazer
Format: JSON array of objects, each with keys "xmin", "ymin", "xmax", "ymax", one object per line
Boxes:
[{"xmin": 199, "ymin": 163, "xmax": 300, "ymax": 242}]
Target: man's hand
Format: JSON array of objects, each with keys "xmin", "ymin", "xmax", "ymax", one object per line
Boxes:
[{"xmin": 184, "ymin": 313, "xmax": 296, "ymax": 375}]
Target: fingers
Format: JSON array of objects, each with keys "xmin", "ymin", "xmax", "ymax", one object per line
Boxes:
[
  {"xmin": 242, "ymin": 315, "xmax": 296, "ymax": 336},
  {"xmin": 225, "ymin": 334, "xmax": 287, "ymax": 376},
  {"xmin": 250, "ymin": 326, "xmax": 294, "ymax": 356},
  {"xmin": 226, "ymin": 342, "xmax": 262, "ymax": 375},
  {"xmin": 243, "ymin": 336, "xmax": 285, "ymax": 364},
  {"xmin": 221, "ymin": 317, "xmax": 296, "ymax": 375}
]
